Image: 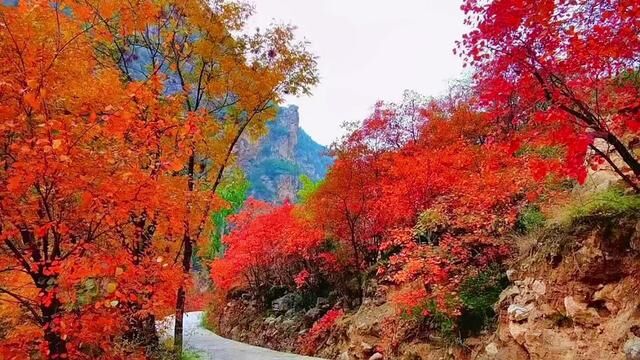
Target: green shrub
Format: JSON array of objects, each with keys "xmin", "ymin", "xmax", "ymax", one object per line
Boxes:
[
  {"xmin": 458, "ymin": 265, "xmax": 508, "ymax": 337},
  {"xmin": 516, "ymin": 205, "xmax": 546, "ymax": 233},
  {"xmin": 413, "ymin": 209, "xmax": 448, "ymax": 245},
  {"xmin": 181, "ymin": 349, "xmax": 203, "ymax": 360},
  {"xmin": 515, "ymin": 144, "xmax": 564, "ymax": 159},
  {"xmin": 151, "ymin": 341, "xmax": 203, "ymax": 360},
  {"xmin": 415, "ymin": 300, "xmax": 457, "ymax": 343},
  {"xmin": 564, "ymin": 187, "xmax": 640, "ymax": 224},
  {"xmin": 298, "ymin": 175, "xmax": 324, "ymax": 204}
]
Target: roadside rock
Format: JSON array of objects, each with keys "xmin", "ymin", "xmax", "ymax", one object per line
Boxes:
[
  {"xmin": 564, "ymin": 296, "xmax": 599, "ymax": 324},
  {"xmin": 532, "ymin": 280, "xmax": 546, "ymax": 296},
  {"xmin": 272, "ymin": 293, "xmax": 299, "ymax": 313},
  {"xmin": 575, "ymin": 241, "xmax": 604, "ymax": 268},
  {"xmin": 264, "ymin": 316, "xmax": 278, "ymax": 326},
  {"xmin": 361, "ymin": 341, "xmax": 374, "ymax": 354},
  {"xmin": 496, "ymin": 286, "xmax": 520, "ymax": 310},
  {"xmin": 304, "ymin": 307, "xmax": 325, "ymax": 325},
  {"xmin": 509, "ymin": 322, "xmax": 528, "ymax": 344},
  {"xmin": 281, "ymin": 319, "xmax": 298, "ymax": 331},
  {"xmin": 624, "ymin": 337, "xmax": 640, "ymax": 360},
  {"xmin": 316, "ymin": 297, "xmax": 330, "ymax": 308},
  {"xmin": 507, "ymin": 304, "xmax": 531, "ymax": 322},
  {"xmin": 592, "ymin": 284, "xmax": 621, "ymax": 314},
  {"xmin": 485, "ymin": 342, "xmax": 499, "ymax": 356}
]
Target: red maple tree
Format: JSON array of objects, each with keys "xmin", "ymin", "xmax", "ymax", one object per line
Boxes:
[{"xmin": 459, "ymin": 0, "xmax": 640, "ymax": 190}]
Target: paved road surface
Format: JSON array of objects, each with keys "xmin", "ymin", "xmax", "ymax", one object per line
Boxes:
[{"xmin": 158, "ymin": 311, "xmax": 325, "ymax": 360}]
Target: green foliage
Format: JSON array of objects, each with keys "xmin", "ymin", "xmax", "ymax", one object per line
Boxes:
[
  {"xmin": 424, "ymin": 301, "xmax": 456, "ymax": 341},
  {"xmin": 458, "ymin": 265, "xmax": 508, "ymax": 336},
  {"xmin": 413, "ymin": 209, "xmax": 448, "ymax": 245},
  {"xmin": 615, "ymin": 69, "xmax": 640, "ymax": 88},
  {"xmin": 207, "ymin": 169, "xmax": 249, "ymax": 259},
  {"xmin": 297, "ymin": 175, "xmax": 323, "ymax": 204},
  {"xmin": 515, "ymin": 144, "xmax": 564, "ymax": 159},
  {"xmin": 562, "ymin": 187, "xmax": 640, "ymax": 225},
  {"xmin": 154, "ymin": 341, "xmax": 203, "ymax": 360},
  {"xmin": 181, "ymin": 349, "xmax": 203, "ymax": 360},
  {"xmin": 401, "ymin": 298, "xmax": 458, "ymax": 343},
  {"xmin": 516, "ymin": 205, "xmax": 546, "ymax": 234},
  {"xmin": 200, "ymin": 310, "xmax": 218, "ymax": 334}
]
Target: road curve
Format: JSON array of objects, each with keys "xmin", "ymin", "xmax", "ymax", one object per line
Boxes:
[{"xmin": 158, "ymin": 311, "xmax": 325, "ymax": 360}]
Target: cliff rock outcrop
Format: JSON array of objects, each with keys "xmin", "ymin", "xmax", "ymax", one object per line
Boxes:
[{"xmin": 238, "ymin": 105, "xmax": 332, "ymax": 203}]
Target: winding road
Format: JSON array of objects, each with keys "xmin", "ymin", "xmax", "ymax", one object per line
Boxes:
[{"xmin": 158, "ymin": 312, "xmax": 325, "ymax": 360}]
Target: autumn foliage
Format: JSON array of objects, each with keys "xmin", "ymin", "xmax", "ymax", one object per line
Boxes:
[
  {"xmin": 2, "ymin": 0, "xmax": 640, "ymax": 358},
  {"xmin": 298, "ymin": 309, "xmax": 344, "ymax": 355},
  {"xmin": 0, "ymin": 0, "xmax": 316, "ymax": 358},
  {"xmin": 459, "ymin": 0, "xmax": 640, "ymax": 189},
  {"xmin": 210, "ymin": 3, "xmax": 640, "ymax": 345},
  {"xmin": 210, "ymin": 199, "xmax": 326, "ymax": 295}
]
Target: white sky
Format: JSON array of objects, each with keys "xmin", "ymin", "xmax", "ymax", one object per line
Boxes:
[{"xmin": 250, "ymin": 1, "xmax": 467, "ymax": 146}]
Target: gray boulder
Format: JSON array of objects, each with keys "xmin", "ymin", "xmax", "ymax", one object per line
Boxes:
[
  {"xmin": 272, "ymin": 293, "xmax": 299, "ymax": 313},
  {"xmin": 304, "ymin": 307, "xmax": 325, "ymax": 325},
  {"xmin": 316, "ymin": 297, "xmax": 330, "ymax": 308}
]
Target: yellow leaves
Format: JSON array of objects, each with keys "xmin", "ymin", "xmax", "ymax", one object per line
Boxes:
[
  {"xmin": 0, "ymin": 3, "xmax": 318, "ymax": 352},
  {"xmin": 105, "ymin": 282, "xmax": 117, "ymax": 294},
  {"xmin": 52, "ymin": 139, "xmax": 62, "ymax": 150}
]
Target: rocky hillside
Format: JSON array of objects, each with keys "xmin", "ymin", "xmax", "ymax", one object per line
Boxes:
[
  {"xmin": 207, "ymin": 188, "xmax": 640, "ymax": 360},
  {"xmin": 237, "ymin": 105, "xmax": 333, "ymax": 203}
]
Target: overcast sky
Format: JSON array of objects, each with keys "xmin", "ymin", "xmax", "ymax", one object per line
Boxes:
[{"xmin": 250, "ymin": 1, "xmax": 467, "ymax": 146}]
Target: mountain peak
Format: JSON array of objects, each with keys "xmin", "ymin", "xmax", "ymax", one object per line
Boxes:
[{"xmin": 238, "ymin": 106, "xmax": 333, "ymax": 203}]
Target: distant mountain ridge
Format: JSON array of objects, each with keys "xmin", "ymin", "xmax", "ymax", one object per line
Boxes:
[{"xmin": 237, "ymin": 106, "xmax": 333, "ymax": 203}]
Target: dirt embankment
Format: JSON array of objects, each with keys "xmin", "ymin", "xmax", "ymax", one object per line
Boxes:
[{"xmin": 211, "ymin": 213, "xmax": 640, "ymax": 360}]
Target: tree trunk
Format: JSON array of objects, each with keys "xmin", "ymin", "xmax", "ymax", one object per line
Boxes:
[
  {"xmin": 124, "ymin": 303, "xmax": 159, "ymax": 350},
  {"xmin": 173, "ymin": 284, "xmax": 186, "ymax": 357},
  {"xmin": 126, "ymin": 219, "xmax": 160, "ymax": 351},
  {"xmin": 40, "ymin": 290, "xmax": 67, "ymax": 359},
  {"xmin": 174, "ymin": 234, "xmax": 193, "ymax": 358},
  {"xmin": 590, "ymin": 144, "xmax": 640, "ymax": 193},
  {"xmin": 605, "ymin": 132, "xmax": 640, "ymax": 177},
  {"xmin": 174, "ymin": 152, "xmax": 196, "ymax": 358}
]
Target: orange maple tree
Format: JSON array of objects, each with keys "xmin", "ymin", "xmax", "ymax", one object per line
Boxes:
[
  {"xmin": 0, "ymin": 0, "xmax": 317, "ymax": 358},
  {"xmin": 0, "ymin": 2, "xmax": 187, "ymax": 358}
]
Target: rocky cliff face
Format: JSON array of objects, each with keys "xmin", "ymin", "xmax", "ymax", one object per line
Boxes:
[{"xmin": 237, "ymin": 105, "xmax": 332, "ymax": 203}]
